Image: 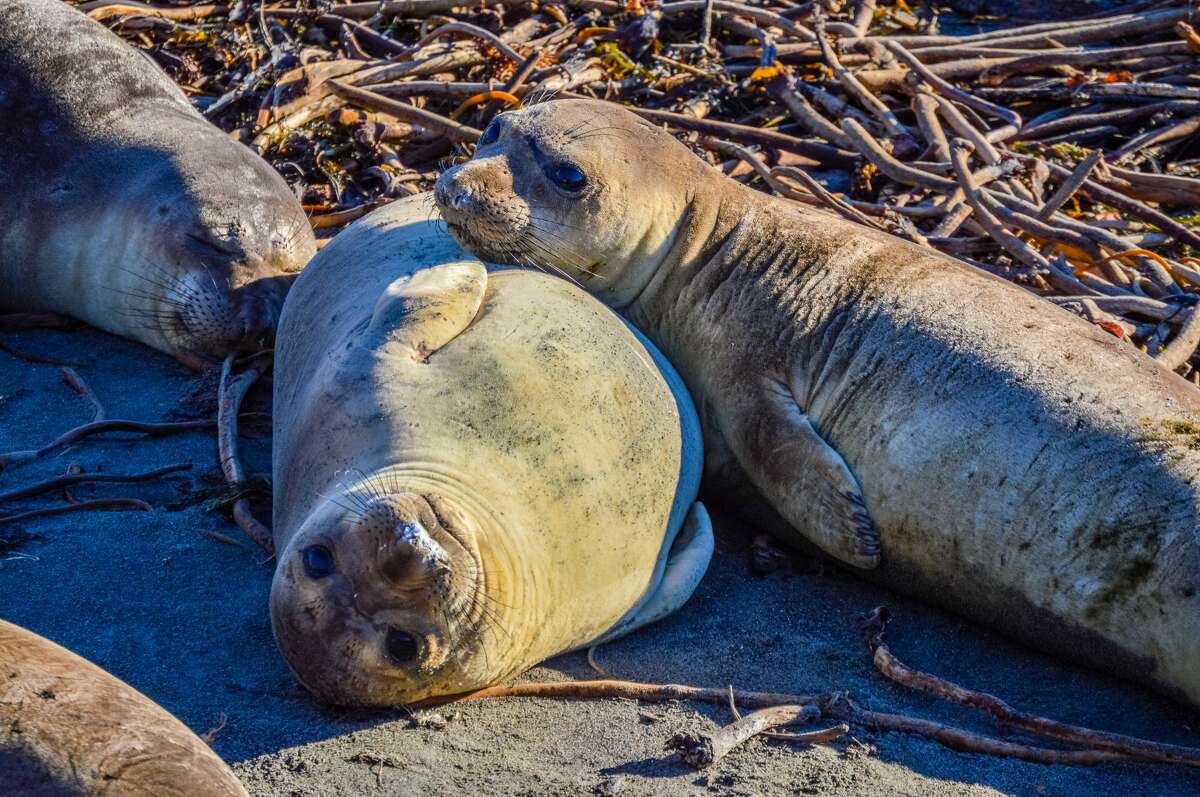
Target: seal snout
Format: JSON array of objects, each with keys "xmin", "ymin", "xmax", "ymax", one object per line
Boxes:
[{"xmin": 434, "ymin": 174, "xmax": 476, "ymax": 213}]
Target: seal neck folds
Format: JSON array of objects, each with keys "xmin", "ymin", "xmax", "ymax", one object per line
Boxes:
[{"xmin": 270, "ymin": 472, "xmax": 533, "ymax": 705}]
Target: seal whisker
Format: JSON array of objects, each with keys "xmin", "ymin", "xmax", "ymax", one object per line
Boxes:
[
  {"xmin": 523, "ymin": 227, "xmax": 603, "ymax": 282},
  {"xmin": 117, "ymin": 266, "xmax": 197, "ymax": 299}
]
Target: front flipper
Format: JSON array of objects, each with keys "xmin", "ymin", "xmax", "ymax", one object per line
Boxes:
[
  {"xmin": 369, "ymin": 261, "xmax": 487, "ymax": 360},
  {"xmin": 724, "ymin": 378, "xmax": 880, "ymax": 569},
  {"xmin": 589, "ymin": 502, "xmax": 714, "ymax": 645}
]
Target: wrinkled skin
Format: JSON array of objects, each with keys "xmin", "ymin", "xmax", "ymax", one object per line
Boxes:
[
  {"xmin": 270, "ymin": 195, "xmax": 708, "ymax": 705},
  {"xmin": 0, "ymin": 0, "xmax": 315, "ymax": 358},
  {"xmin": 0, "ymin": 619, "xmax": 248, "ymax": 797},
  {"xmin": 436, "ymin": 99, "xmax": 1200, "ymax": 708}
]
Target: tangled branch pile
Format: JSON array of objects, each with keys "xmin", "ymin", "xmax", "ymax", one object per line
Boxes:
[{"xmin": 79, "ymin": 0, "xmax": 1200, "ymax": 375}]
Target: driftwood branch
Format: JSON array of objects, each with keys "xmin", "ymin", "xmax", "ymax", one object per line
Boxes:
[{"xmin": 217, "ymin": 354, "xmax": 274, "ymax": 555}]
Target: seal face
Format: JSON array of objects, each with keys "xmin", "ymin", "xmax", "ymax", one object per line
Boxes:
[
  {"xmin": 0, "ymin": 0, "xmax": 316, "ymax": 357},
  {"xmin": 271, "ymin": 488, "xmax": 496, "ymax": 704},
  {"xmin": 436, "ymin": 99, "xmax": 1200, "ymax": 708},
  {"xmin": 270, "ymin": 194, "xmax": 711, "ymax": 705}
]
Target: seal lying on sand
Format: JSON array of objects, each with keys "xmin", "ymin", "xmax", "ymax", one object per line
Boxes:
[
  {"xmin": 0, "ymin": 619, "xmax": 248, "ymax": 797},
  {"xmin": 270, "ymin": 194, "xmax": 711, "ymax": 705},
  {"xmin": 435, "ymin": 99, "xmax": 1200, "ymax": 707},
  {"xmin": 0, "ymin": 0, "xmax": 315, "ymax": 358}
]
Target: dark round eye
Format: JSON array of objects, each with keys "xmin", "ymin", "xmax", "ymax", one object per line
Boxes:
[
  {"xmin": 386, "ymin": 628, "xmax": 420, "ymax": 664},
  {"xmin": 479, "ymin": 119, "xmax": 501, "ymax": 146},
  {"xmin": 302, "ymin": 545, "xmax": 335, "ymax": 579},
  {"xmin": 548, "ymin": 163, "xmax": 587, "ymax": 192}
]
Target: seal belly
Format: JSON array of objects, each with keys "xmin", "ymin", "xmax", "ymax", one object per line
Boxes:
[{"xmin": 802, "ymin": 235, "xmax": 1200, "ymax": 705}]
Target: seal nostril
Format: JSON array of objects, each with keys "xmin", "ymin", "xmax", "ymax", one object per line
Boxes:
[{"xmin": 385, "ymin": 628, "xmax": 419, "ymax": 665}]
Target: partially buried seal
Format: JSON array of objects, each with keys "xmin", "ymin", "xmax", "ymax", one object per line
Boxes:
[
  {"xmin": 436, "ymin": 99, "xmax": 1200, "ymax": 707},
  {"xmin": 0, "ymin": 0, "xmax": 315, "ymax": 358},
  {"xmin": 0, "ymin": 619, "xmax": 248, "ymax": 797},
  {"xmin": 270, "ymin": 193, "xmax": 712, "ymax": 705}
]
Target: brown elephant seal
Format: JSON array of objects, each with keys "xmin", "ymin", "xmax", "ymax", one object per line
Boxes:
[
  {"xmin": 270, "ymin": 193, "xmax": 711, "ymax": 706},
  {"xmin": 0, "ymin": 0, "xmax": 315, "ymax": 358},
  {"xmin": 435, "ymin": 99, "xmax": 1200, "ymax": 708},
  {"xmin": 0, "ymin": 619, "xmax": 248, "ymax": 797}
]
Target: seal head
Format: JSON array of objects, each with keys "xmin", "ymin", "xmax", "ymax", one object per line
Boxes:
[
  {"xmin": 434, "ymin": 100, "xmax": 701, "ymax": 309},
  {"xmin": 0, "ymin": 0, "xmax": 316, "ymax": 358},
  {"xmin": 271, "ymin": 489, "xmax": 502, "ymax": 705}
]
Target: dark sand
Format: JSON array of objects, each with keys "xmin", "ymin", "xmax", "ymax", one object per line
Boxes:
[{"xmin": 1, "ymin": 326, "xmax": 1197, "ymax": 797}]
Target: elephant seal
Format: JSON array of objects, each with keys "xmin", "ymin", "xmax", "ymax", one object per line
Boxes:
[
  {"xmin": 0, "ymin": 619, "xmax": 248, "ymax": 797},
  {"xmin": 0, "ymin": 0, "xmax": 315, "ymax": 358},
  {"xmin": 270, "ymin": 193, "xmax": 711, "ymax": 706},
  {"xmin": 435, "ymin": 99, "xmax": 1200, "ymax": 707}
]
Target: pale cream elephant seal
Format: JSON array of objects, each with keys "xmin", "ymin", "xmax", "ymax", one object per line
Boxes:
[
  {"xmin": 270, "ymin": 193, "xmax": 711, "ymax": 706},
  {"xmin": 0, "ymin": 0, "xmax": 316, "ymax": 358},
  {"xmin": 0, "ymin": 619, "xmax": 248, "ymax": 797},
  {"xmin": 435, "ymin": 99, "xmax": 1200, "ymax": 708}
]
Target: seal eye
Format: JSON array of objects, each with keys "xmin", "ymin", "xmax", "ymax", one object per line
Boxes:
[
  {"xmin": 303, "ymin": 545, "xmax": 335, "ymax": 579},
  {"xmin": 386, "ymin": 628, "xmax": 420, "ymax": 665},
  {"xmin": 479, "ymin": 119, "xmax": 501, "ymax": 146},
  {"xmin": 548, "ymin": 163, "xmax": 587, "ymax": 192}
]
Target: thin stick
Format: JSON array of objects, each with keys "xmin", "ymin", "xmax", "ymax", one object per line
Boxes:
[
  {"xmin": 911, "ymin": 92, "xmax": 950, "ymax": 161},
  {"xmin": 862, "ymin": 608, "xmax": 1200, "ymax": 766},
  {"xmin": 699, "ymin": 0, "xmax": 715, "ymax": 50},
  {"xmin": 840, "ymin": 119, "xmax": 957, "ymax": 192},
  {"xmin": 0, "ymin": 341, "xmax": 79, "ymax": 367},
  {"xmin": 884, "ymin": 41, "xmax": 1021, "ymax": 137},
  {"xmin": 770, "ymin": 166, "xmax": 889, "ymax": 231},
  {"xmin": 929, "ymin": 94, "xmax": 1000, "ymax": 165},
  {"xmin": 667, "ymin": 704, "xmax": 820, "ymax": 768},
  {"xmin": 1036, "ymin": 150, "xmax": 1102, "ymax": 221},
  {"xmin": 454, "ymin": 679, "xmax": 823, "ymax": 709},
  {"xmin": 0, "ymin": 499, "xmax": 152, "ymax": 525},
  {"xmin": 404, "ymin": 21, "xmax": 526, "ymax": 64},
  {"xmin": 727, "ymin": 684, "xmax": 848, "ymax": 744},
  {"xmin": 328, "ymin": 80, "xmax": 483, "ymax": 142},
  {"xmin": 60, "ymin": 367, "xmax": 105, "ymax": 423},
  {"xmin": 852, "ymin": 0, "xmax": 877, "ymax": 37},
  {"xmin": 658, "ymin": 0, "xmax": 815, "ymax": 42},
  {"xmin": 948, "ymin": 139, "xmax": 1094, "ymax": 293},
  {"xmin": 1156, "ymin": 308, "xmax": 1200, "ymax": 371},
  {"xmin": 82, "ymin": 1, "xmax": 225, "ymax": 21},
  {"xmin": 586, "ymin": 645, "xmax": 611, "ymax": 677},
  {"xmin": 0, "ymin": 313, "xmax": 76, "ymax": 332},
  {"xmin": 1030, "ymin": 158, "xmax": 1200, "ymax": 251},
  {"xmin": 623, "ymin": 105, "xmax": 854, "ymax": 165},
  {"xmin": 0, "ymin": 463, "xmax": 191, "ymax": 504},
  {"xmin": 0, "ymin": 419, "xmax": 214, "ymax": 472},
  {"xmin": 815, "ymin": 17, "xmax": 908, "ymax": 139},
  {"xmin": 835, "ymin": 701, "xmax": 1143, "ymax": 766},
  {"xmin": 217, "ymin": 355, "xmax": 273, "ymax": 554},
  {"xmin": 769, "ymin": 79, "xmax": 855, "ymax": 150}
]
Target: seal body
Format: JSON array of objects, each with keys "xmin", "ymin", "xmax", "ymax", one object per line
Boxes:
[
  {"xmin": 436, "ymin": 99, "xmax": 1200, "ymax": 707},
  {"xmin": 270, "ymin": 194, "xmax": 711, "ymax": 705},
  {"xmin": 0, "ymin": 619, "xmax": 248, "ymax": 797},
  {"xmin": 0, "ymin": 0, "xmax": 316, "ymax": 357}
]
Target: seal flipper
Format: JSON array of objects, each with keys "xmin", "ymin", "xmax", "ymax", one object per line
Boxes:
[
  {"xmin": 369, "ymin": 261, "xmax": 487, "ymax": 360},
  {"xmin": 588, "ymin": 502, "xmax": 714, "ymax": 645},
  {"xmin": 725, "ymin": 378, "xmax": 880, "ymax": 569}
]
